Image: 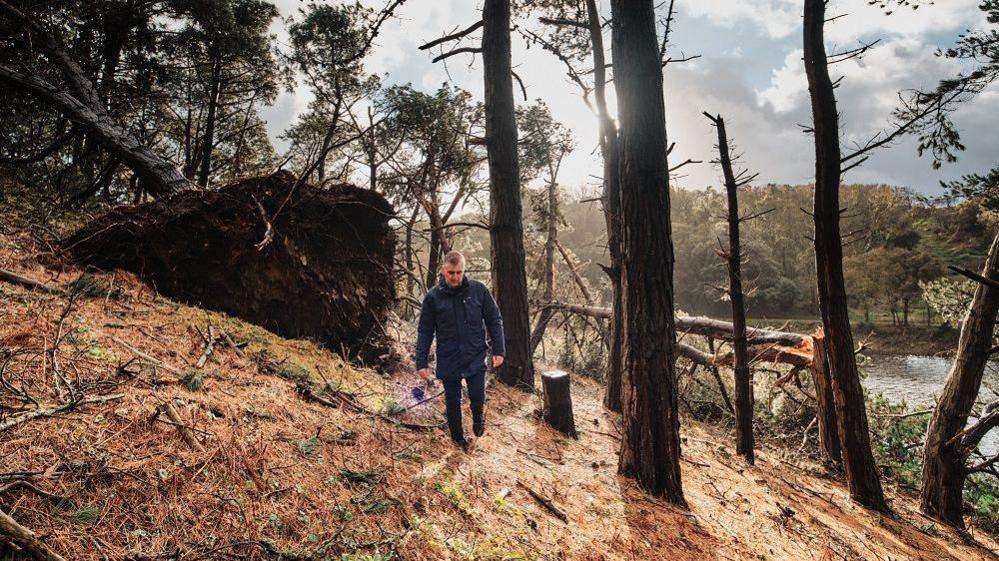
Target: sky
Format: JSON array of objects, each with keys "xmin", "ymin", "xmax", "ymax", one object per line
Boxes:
[{"xmin": 261, "ymin": 0, "xmax": 996, "ymax": 197}]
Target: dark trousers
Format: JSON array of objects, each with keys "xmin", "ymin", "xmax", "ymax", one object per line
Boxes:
[{"xmin": 442, "ymin": 368, "xmax": 485, "ymax": 441}]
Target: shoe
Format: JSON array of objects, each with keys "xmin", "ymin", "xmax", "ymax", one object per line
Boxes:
[{"xmin": 453, "ymin": 438, "xmax": 470, "ymax": 452}]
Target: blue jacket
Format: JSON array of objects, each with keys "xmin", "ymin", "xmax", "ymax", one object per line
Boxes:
[{"xmin": 415, "ymin": 277, "xmax": 505, "ymax": 380}]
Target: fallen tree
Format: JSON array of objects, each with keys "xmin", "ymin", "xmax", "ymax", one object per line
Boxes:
[
  {"xmin": 549, "ymin": 299, "xmax": 838, "ymax": 461},
  {"xmin": 62, "ymin": 172, "xmax": 396, "ymax": 361},
  {"xmin": 546, "ymin": 302, "xmax": 811, "ymax": 367}
]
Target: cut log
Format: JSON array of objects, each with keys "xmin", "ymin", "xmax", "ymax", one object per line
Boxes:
[
  {"xmin": 541, "ymin": 370, "xmax": 577, "ymax": 438},
  {"xmin": 63, "ymin": 172, "xmax": 396, "ymax": 362}
]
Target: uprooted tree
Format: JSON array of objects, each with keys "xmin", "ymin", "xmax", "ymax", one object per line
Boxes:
[{"xmin": 63, "ymin": 172, "xmax": 397, "ymax": 361}]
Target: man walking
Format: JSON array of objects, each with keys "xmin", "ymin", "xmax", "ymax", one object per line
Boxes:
[{"xmin": 415, "ymin": 250, "xmax": 505, "ymax": 449}]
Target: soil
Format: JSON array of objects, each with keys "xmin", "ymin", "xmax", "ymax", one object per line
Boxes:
[
  {"xmin": 61, "ymin": 172, "xmax": 396, "ymax": 362},
  {"xmin": 0, "ymin": 229, "xmax": 996, "ymax": 560}
]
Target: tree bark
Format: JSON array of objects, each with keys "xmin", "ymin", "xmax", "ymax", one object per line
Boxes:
[
  {"xmin": 483, "ymin": 0, "xmax": 534, "ymax": 390},
  {"xmin": 0, "ymin": 507, "xmax": 67, "ymax": 561},
  {"xmin": 542, "ymin": 370, "xmax": 578, "ymax": 438},
  {"xmin": 803, "ymin": 0, "xmax": 887, "ymax": 512},
  {"xmin": 811, "ymin": 331, "xmax": 842, "ymax": 463},
  {"xmin": 611, "ymin": 0, "xmax": 685, "ymax": 505},
  {"xmin": 711, "ymin": 115, "xmax": 754, "ymax": 464},
  {"xmin": 198, "ymin": 54, "xmax": 223, "ymax": 188},
  {"xmin": 584, "ymin": 0, "xmax": 625, "ymax": 414},
  {"xmin": 531, "ymin": 178, "xmax": 559, "ymax": 353},
  {"xmin": 921, "ymin": 229, "xmax": 999, "ymax": 527}
]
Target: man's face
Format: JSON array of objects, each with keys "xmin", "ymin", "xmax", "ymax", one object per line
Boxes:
[{"xmin": 441, "ymin": 261, "xmax": 465, "ymax": 288}]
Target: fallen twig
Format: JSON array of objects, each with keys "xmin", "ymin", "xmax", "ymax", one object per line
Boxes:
[
  {"xmin": 220, "ymin": 329, "xmax": 246, "ymax": 359},
  {"xmin": 0, "ymin": 268, "xmax": 58, "ymax": 294},
  {"xmin": 195, "ymin": 326, "xmax": 216, "ymax": 369},
  {"xmin": 110, "ymin": 336, "xmax": 182, "ymax": 374},
  {"xmin": 160, "ymin": 401, "xmax": 206, "ymax": 452},
  {"xmin": 0, "ymin": 393, "xmax": 125, "ymax": 432},
  {"xmin": 517, "ymin": 480, "xmax": 568, "ymax": 523},
  {"xmin": 0, "ymin": 506, "xmax": 68, "ymax": 561},
  {"xmin": 331, "ymin": 388, "xmax": 441, "ymax": 431}
]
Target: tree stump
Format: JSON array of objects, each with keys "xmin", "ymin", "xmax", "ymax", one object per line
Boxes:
[{"xmin": 542, "ymin": 370, "xmax": 577, "ymax": 438}]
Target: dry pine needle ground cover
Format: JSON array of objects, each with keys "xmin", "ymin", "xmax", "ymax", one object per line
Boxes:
[{"xmin": 0, "ymin": 228, "xmax": 997, "ymax": 561}]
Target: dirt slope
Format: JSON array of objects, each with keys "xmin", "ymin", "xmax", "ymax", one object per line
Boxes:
[{"xmin": 0, "ymin": 230, "xmax": 996, "ymax": 561}]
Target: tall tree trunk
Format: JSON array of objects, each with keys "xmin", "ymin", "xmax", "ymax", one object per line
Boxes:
[
  {"xmin": 425, "ymin": 203, "xmax": 446, "ymax": 290},
  {"xmin": 482, "ymin": 0, "xmax": 534, "ymax": 390},
  {"xmin": 368, "ymin": 108, "xmax": 378, "ymax": 190},
  {"xmin": 198, "ymin": 54, "xmax": 222, "ymax": 188},
  {"xmin": 584, "ymin": 0, "xmax": 625, "ymax": 412},
  {"xmin": 611, "ymin": 0, "xmax": 685, "ymax": 505},
  {"xmin": 710, "ymin": 114, "xmax": 755, "ymax": 464},
  {"xmin": 530, "ymin": 179, "xmax": 559, "ymax": 353},
  {"xmin": 803, "ymin": 0, "xmax": 887, "ymax": 512},
  {"xmin": 921, "ymin": 229, "xmax": 999, "ymax": 527}
]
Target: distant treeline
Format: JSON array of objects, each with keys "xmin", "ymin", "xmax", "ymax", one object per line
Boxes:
[{"xmin": 531, "ymin": 183, "xmax": 993, "ymax": 322}]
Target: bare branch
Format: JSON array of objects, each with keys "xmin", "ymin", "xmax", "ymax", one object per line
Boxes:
[
  {"xmin": 949, "ymin": 265, "xmax": 999, "ymax": 291},
  {"xmin": 432, "ymin": 47, "xmax": 483, "ymax": 63},
  {"xmin": 418, "ymin": 20, "xmax": 483, "ymax": 51},
  {"xmin": 668, "ymin": 158, "xmax": 701, "ymax": 172},
  {"xmin": 827, "ymin": 39, "xmax": 881, "ymax": 64},
  {"xmin": 512, "ymin": 70, "xmax": 528, "ymax": 101},
  {"xmin": 740, "ymin": 207, "xmax": 776, "ymax": 223}
]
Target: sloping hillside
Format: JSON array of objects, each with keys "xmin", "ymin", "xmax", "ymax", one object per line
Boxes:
[{"xmin": 1, "ymin": 230, "xmax": 996, "ymax": 561}]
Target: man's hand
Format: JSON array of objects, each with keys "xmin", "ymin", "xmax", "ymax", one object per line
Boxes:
[{"xmin": 491, "ymin": 355, "xmax": 504, "ymax": 368}]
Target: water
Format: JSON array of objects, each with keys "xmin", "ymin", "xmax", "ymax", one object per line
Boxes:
[
  {"xmin": 861, "ymin": 354, "xmax": 999, "ymax": 455},
  {"xmin": 861, "ymin": 354, "xmax": 999, "ymax": 407}
]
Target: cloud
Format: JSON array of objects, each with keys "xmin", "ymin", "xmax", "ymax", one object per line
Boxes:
[
  {"xmin": 664, "ymin": 34, "xmax": 999, "ymax": 193},
  {"xmin": 675, "ymin": 0, "xmax": 984, "ymax": 41},
  {"xmin": 258, "ymin": 0, "xmax": 997, "ymax": 196}
]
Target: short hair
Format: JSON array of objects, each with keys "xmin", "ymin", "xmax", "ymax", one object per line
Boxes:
[{"xmin": 442, "ymin": 250, "xmax": 465, "ymax": 267}]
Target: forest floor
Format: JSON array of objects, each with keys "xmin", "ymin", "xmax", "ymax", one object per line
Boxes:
[{"xmin": 1, "ymin": 228, "xmax": 997, "ymax": 561}]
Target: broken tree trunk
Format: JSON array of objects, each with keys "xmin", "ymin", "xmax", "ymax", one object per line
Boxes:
[
  {"xmin": 921, "ymin": 228, "xmax": 999, "ymax": 528},
  {"xmin": 811, "ymin": 330, "xmax": 842, "ymax": 464},
  {"xmin": 542, "ymin": 370, "xmax": 578, "ymax": 438},
  {"xmin": 0, "ymin": 2, "xmax": 187, "ymax": 196},
  {"xmin": 708, "ymin": 113, "xmax": 755, "ymax": 464},
  {"xmin": 548, "ymin": 303, "xmax": 807, "ymax": 347},
  {"xmin": 63, "ymin": 172, "xmax": 396, "ymax": 362}
]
